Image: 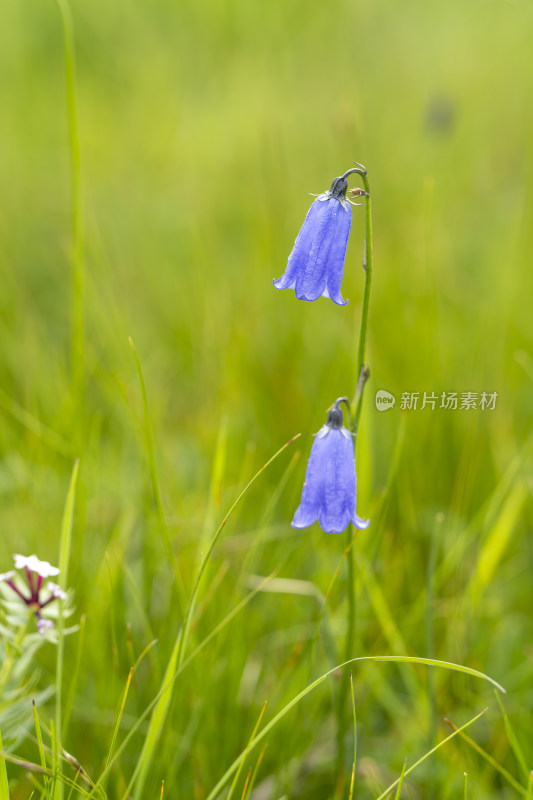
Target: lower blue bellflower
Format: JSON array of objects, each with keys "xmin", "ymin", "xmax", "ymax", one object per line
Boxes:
[{"xmin": 291, "ymin": 399, "xmax": 369, "ymax": 534}]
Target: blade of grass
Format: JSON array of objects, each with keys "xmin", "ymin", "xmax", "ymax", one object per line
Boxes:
[
  {"xmin": 463, "ymin": 772, "xmax": 468, "ymax": 800},
  {"xmin": 348, "ymin": 671, "xmax": 357, "ymax": 800},
  {"xmin": 394, "ymin": 760, "xmax": 407, "ymax": 799},
  {"xmin": 202, "ymin": 416, "xmax": 228, "ymax": 550},
  {"xmin": 176, "ymin": 432, "xmax": 301, "ymax": 670},
  {"xmin": 436, "ymin": 436, "xmax": 533, "ymax": 590},
  {"xmin": 375, "ymin": 708, "xmax": 487, "ymax": 800},
  {"xmin": 33, "ymin": 703, "xmax": 50, "ymax": 799},
  {"xmin": 66, "ymin": 771, "xmax": 81, "ymax": 800},
  {"xmin": 347, "ymin": 764, "xmax": 355, "ymax": 800},
  {"xmin": 25, "ymin": 774, "xmax": 44, "ymax": 798},
  {"xmin": 239, "ymin": 768, "xmax": 252, "ymax": 800},
  {"xmin": 0, "ymin": 750, "xmax": 92, "ymax": 798},
  {"xmin": 227, "ymin": 701, "xmax": 267, "ymax": 800},
  {"xmin": 105, "ymin": 554, "xmax": 119, "ymax": 673},
  {"xmin": 526, "ymin": 772, "xmax": 533, "ymax": 799},
  {"xmin": 24, "ymin": 720, "xmax": 102, "ymax": 800},
  {"xmin": 494, "ymin": 690, "xmax": 529, "ymax": 780},
  {"xmin": 426, "ymin": 513, "xmax": 443, "ymax": 747},
  {"xmin": 54, "ymin": 0, "xmax": 84, "ymax": 403},
  {"xmin": 242, "ymin": 746, "xmax": 267, "ymax": 800},
  {"xmin": 86, "ymin": 571, "xmax": 279, "ymax": 799},
  {"xmin": 205, "ymin": 658, "xmax": 503, "ymax": 800},
  {"xmin": 55, "ymin": 460, "xmax": 80, "ymax": 800},
  {"xmin": 0, "ymin": 730, "xmax": 9, "ymax": 800},
  {"xmin": 42, "ymin": 732, "xmax": 103, "ymax": 799},
  {"xmin": 238, "ymin": 449, "xmax": 301, "ymax": 580},
  {"xmin": 126, "ymin": 572, "xmax": 280, "ymax": 800},
  {"xmin": 444, "ymin": 716, "xmax": 526, "ymax": 796},
  {"xmin": 308, "ymin": 535, "xmax": 353, "ymax": 671},
  {"xmin": 50, "ymin": 721, "xmax": 59, "ymax": 800},
  {"xmin": 105, "ymin": 669, "xmax": 133, "ymax": 772},
  {"xmin": 468, "ymin": 483, "xmax": 528, "ymax": 599},
  {"xmin": 0, "ymin": 388, "xmax": 70, "ymax": 456},
  {"xmin": 129, "ymin": 337, "xmax": 185, "ymax": 610},
  {"xmin": 127, "ymin": 631, "xmax": 182, "ymax": 800},
  {"xmin": 125, "ymin": 436, "xmax": 298, "ymax": 800},
  {"xmin": 356, "ymin": 556, "xmax": 421, "ymax": 700},
  {"xmin": 63, "ymin": 614, "xmax": 85, "ymax": 739}
]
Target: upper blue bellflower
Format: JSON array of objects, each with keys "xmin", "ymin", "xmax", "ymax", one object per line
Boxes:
[
  {"xmin": 291, "ymin": 398, "xmax": 369, "ymax": 534},
  {"xmin": 273, "ymin": 169, "xmax": 368, "ymax": 305}
]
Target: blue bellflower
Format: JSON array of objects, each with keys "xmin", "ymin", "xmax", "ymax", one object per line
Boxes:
[
  {"xmin": 273, "ymin": 169, "xmax": 368, "ymax": 306},
  {"xmin": 291, "ymin": 399, "xmax": 369, "ymax": 534}
]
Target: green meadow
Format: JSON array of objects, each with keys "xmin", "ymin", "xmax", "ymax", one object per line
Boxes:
[{"xmin": 1, "ymin": 0, "xmax": 532, "ymax": 797}]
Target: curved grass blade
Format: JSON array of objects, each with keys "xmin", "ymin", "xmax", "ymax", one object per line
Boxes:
[
  {"xmin": 206, "ymin": 658, "xmax": 503, "ymax": 800},
  {"xmin": 125, "ymin": 436, "xmax": 298, "ymax": 800},
  {"xmin": 176, "ymin": 432, "xmax": 301, "ymax": 669}
]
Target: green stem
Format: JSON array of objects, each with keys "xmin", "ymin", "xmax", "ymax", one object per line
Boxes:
[
  {"xmin": 337, "ymin": 167, "xmax": 373, "ymax": 795},
  {"xmin": 56, "ymin": 0, "xmax": 85, "ymax": 406},
  {"xmin": 426, "ymin": 514, "xmax": 442, "ymax": 751},
  {"xmin": 350, "ymin": 170, "xmax": 372, "ymax": 433},
  {"xmin": 54, "ymin": 460, "xmax": 80, "ymax": 800}
]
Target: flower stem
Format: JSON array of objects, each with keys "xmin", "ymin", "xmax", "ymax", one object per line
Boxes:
[
  {"xmin": 350, "ymin": 169, "xmax": 372, "ymax": 433},
  {"xmin": 337, "ymin": 167, "xmax": 373, "ymax": 795}
]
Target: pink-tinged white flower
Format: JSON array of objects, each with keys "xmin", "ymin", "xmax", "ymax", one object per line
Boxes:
[
  {"xmin": 13, "ymin": 554, "xmax": 60, "ymax": 578},
  {"xmin": 1, "ymin": 554, "xmax": 67, "ymax": 634},
  {"xmin": 46, "ymin": 582, "xmax": 68, "ymax": 601},
  {"xmin": 37, "ymin": 617, "xmax": 54, "ymax": 634}
]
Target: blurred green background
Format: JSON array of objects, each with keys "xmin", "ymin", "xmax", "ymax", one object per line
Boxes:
[{"xmin": 0, "ymin": 0, "xmax": 532, "ymax": 797}]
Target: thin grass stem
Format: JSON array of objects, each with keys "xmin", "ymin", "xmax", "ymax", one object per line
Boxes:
[
  {"xmin": 375, "ymin": 708, "xmax": 487, "ymax": 800},
  {"xmin": 55, "ymin": 0, "xmax": 84, "ymax": 404},
  {"xmin": 55, "ymin": 460, "xmax": 80, "ymax": 800}
]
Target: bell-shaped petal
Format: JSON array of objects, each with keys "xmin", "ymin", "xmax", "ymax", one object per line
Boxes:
[
  {"xmin": 274, "ymin": 194, "xmax": 352, "ymax": 306},
  {"xmin": 291, "ymin": 420, "xmax": 369, "ymax": 535}
]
